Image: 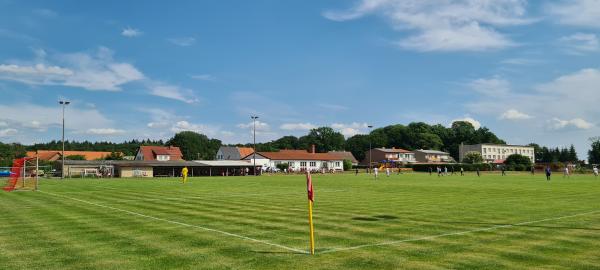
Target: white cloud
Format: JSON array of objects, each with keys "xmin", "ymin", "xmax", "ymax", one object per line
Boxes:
[
  {"xmin": 500, "ymin": 58, "xmax": 542, "ymax": 65},
  {"xmin": 331, "ymin": 122, "xmax": 369, "ymax": 137},
  {"xmin": 148, "ymin": 82, "xmax": 198, "ymax": 104},
  {"xmin": 318, "ymin": 103, "xmax": 348, "ymax": 111},
  {"xmin": 500, "ymin": 109, "xmax": 533, "ymax": 120},
  {"xmin": 546, "ymin": 0, "xmax": 600, "ymax": 28},
  {"xmin": 121, "ymin": 27, "xmax": 142, "ymax": 37},
  {"xmin": 450, "ymin": 117, "xmax": 481, "ymax": 129},
  {"xmin": 280, "ymin": 123, "xmax": 317, "ymax": 131},
  {"xmin": 0, "ymin": 103, "xmax": 113, "ymax": 133},
  {"xmin": 549, "ymin": 118, "xmax": 594, "ymax": 130},
  {"xmin": 86, "ymin": 128, "xmax": 125, "ymax": 135},
  {"xmin": 237, "ymin": 120, "xmax": 270, "ymax": 131},
  {"xmin": 0, "ymin": 128, "xmax": 17, "ymax": 137},
  {"xmin": 0, "ymin": 47, "xmax": 145, "ymax": 91},
  {"xmin": 190, "ymin": 74, "xmax": 215, "ymax": 81},
  {"xmin": 168, "ymin": 37, "xmax": 196, "ymax": 47},
  {"xmin": 468, "ymin": 77, "xmax": 511, "ymax": 96},
  {"xmin": 324, "ymin": 0, "xmax": 533, "ymax": 52},
  {"xmin": 559, "ymin": 33, "xmax": 599, "ymax": 54}
]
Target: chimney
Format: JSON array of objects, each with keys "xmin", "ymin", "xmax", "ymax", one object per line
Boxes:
[{"xmin": 311, "ymin": 144, "xmax": 316, "ymax": 154}]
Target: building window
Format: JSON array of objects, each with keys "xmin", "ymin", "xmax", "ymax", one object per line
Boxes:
[
  {"xmin": 335, "ymin": 161, "xmax": 340, "ymax": 167},
  {"xmin": 300, "ymin": 162, "xmax": 307, "ymax": 167},
  {"xmin": 289, "ymin": 162, "xmax": 295, "ymax": 167},
  {"xmin": 309, "ymin": 162, "xmax": 316, "ymax": 167}
]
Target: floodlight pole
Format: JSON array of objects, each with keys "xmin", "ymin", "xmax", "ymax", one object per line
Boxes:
[
  {"xmin": 251, "ymin": 115, "xmax": 259, "ymax": 176},
  {"xmin": 59, "ymin": 100, "xmax": 70, "ymax": 179},
  {"xmin": 368, "ymin": 125, "xmax": 373, "ymax": 173}
]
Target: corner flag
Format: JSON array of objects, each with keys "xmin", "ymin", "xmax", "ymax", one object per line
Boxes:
[{"xmin": 306, "ymin": 171, "xmax": 315, "ymax": 255}]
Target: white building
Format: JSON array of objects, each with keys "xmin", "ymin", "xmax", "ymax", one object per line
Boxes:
[
  {"xmin": 242, "ymin": 149, "xmax": 345, "ymax": 172},
  {"xmin": 459, "ymin": 143, "xmax": 535, "ymax": 163}
]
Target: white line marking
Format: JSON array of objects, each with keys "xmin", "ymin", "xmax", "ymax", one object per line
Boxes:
[
  {"xmin": 321, "ymin": 210, "xmax": 600, "ymax": 254},
  {"xmin": 40, "ymin": 191, "xmax": 308, "ymax": 254}
]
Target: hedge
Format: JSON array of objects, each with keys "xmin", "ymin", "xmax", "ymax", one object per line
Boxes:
[{"xmin": 409, "ymin": 163, "xmax": 533, "ymax": 172}]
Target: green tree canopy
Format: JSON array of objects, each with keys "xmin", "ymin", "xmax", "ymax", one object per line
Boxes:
[
  {"xmin": 463, "ymin": 152, "xmax": 484, "ymax": 164},
  {"xmin": 589, "ymin": 137, "xmax": 600, "ymax": 164},
  {"xmin": 504, "ymin": 154, "xmax": 532, "ymax": 166},
  {"xmin": 166, "ymin": 131, "xmax": 222, "ymax": 160},
  {"xmin": 298, "ymin": 127, "xmax": 345, "ymax": 153}
]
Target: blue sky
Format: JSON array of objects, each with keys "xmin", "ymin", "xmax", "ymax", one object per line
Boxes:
[{"xmin": 0, "ymin": 0, "xmax": 599, "ymax": 155}]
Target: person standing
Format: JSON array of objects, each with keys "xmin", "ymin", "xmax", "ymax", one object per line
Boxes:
[
  {"xmin": 429, "ymin": 167, "xmax": 432, "ymax": 176},
  {"xmin": 593, "ymin": 166, "xmax": 598, "ymax": 178},
  {"xmin": 501, "ymin": 166, "xmax": 506, "ymax": 176},
  {"xmin": 437, "ymin": 166, "xmax": 442, "ymax": 177},
  {"xmin": 355, "ymin": 168, "xmax": 359, "ymax": 176},
  {"xmin": 374, "ymin": 167, "xmax": 379, "ymax": 179},
  {"xmin": 546, "ymin": 166, "xmax": 552, "ymax": 181},
  {"xmin": 563, "ymin": 166, "xmax": 570, "ymax": 178},
  {"xmin": 530, "ymin": 166, "xmax": 535, "ymax": 175},
  {"xmin": 444, "ymin": 166, "xmax": 448, "ymax": 176},
  {"xmin": 181, "ymin": 166, "xmax": 189, "ymax": 184},
  {"xmin": 460, "ymin": 167, "xmax": 464, "ymax": 176},
  {"xmin": 386, "ymin": 167, "xmax": 391, "ymax": 177},
  {"xmin": 476, "ymin": 167, "xmax": 480, "ymax": 177}
]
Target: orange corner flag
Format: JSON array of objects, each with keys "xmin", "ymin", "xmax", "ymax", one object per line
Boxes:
[{"xmin": 306, "ymin": 171, "xmax": 315, "ymax": 255}]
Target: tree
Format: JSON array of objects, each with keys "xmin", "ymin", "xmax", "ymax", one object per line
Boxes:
[
  {"xmin": 298, "ymin": 127, "xmax": 345, "ymax": 153},
  {"xmin": 166, "ymin": 131, "xmax": 222, "ymax": 160},
  {"xmin": 589, "ymin": 137, "xmax": 600, "ymax": 164},
  {"xmin": 504, "ymin": 154, "xmax": 532, "ymax": 166},
  {"xmin": 528, "ymin": 143, "xmax": 543, "ymax": 163},
  {"xmin": 104, "ymin": 152, "xmax": 124, "ymax": 160},
  {"xmin": 343, "ymin": 159, "xmax": 353, "ymax": 171},
  {"xmin": 568, "ymin": 144, "xmax": 578, "ymax": 162},
  {"xmin": 344, "ymin": 134, "xmax": 370, "ymax": 162},
  {"xmin": 463, "ymin": 151, "xmax": 483, "ymax": 164},
  {"xmin": 273, "ymin": 136, "xmax": 299, "ymax": 150}
]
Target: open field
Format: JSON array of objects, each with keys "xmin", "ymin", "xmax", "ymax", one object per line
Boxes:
[{"xmin": 2, "ymin": 172, "xmax": 600, "ymax": 269}]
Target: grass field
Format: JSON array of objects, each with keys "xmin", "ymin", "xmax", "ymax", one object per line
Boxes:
[{"xmin": 1, "ymin": 172, "xmax": 600, "ymax": 269}]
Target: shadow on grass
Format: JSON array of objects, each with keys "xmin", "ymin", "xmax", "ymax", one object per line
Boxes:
[
  {"xmin": 352, "ymin": 215, "xmax": 399, "ymax": 222},
  {"xmin": 406, "ymin": 218, "xmax": 600, "ymax": 232}
]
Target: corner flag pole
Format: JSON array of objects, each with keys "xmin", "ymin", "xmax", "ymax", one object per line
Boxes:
[{"xmin": 306, "ymin": 171, "xmax": 315, "ymax": 255}]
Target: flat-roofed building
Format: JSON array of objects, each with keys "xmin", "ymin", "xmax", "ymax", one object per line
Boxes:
[
  {"xmin": 459, "ymin": 143, "xmax": 535, "ymax": 163},
  {"xmin": 413, "ymin": 149, "xmax": 454, "ymax": 163},
  {"xmin": 361, "ymin": 148, "xmax": 416, "ymax": 166}
]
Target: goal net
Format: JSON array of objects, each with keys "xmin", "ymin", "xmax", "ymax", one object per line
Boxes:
[{"xmin": 2, "ymin": 157, "xmax": 39, "ymax": 192}]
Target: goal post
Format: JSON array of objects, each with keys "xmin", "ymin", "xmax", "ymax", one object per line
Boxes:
[{"xmin": 2, "ymin": 157, "xmax": 39, "ymax": 192}]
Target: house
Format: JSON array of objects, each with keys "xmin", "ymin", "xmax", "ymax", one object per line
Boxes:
[
  {"xmin": 242, "ymin": 147, "xmax": 345, "ymax": 172},
  {"xmin": 215, "ymin": 146, "xmax": 254, "ymax": 160},
  {"xmin": 135, "ymin": 146, "xmax": 183, "ymax": 161},
  {"xmin": 361, "ymin": 148, "xmax": 416, "ymax": 166},
  {"xmin": 413, "ymin": 149, "xmax": 453, "ymax": 163},
  {"xmin": 459, "ymin": 143, "xmax": 535, "ymax": 163},
  {"xmin": 26, "ymin": 150, "xmax": 117, "ymax": 161},
  {"xmin": 328, "ymin": 151, "xmax": 359, "ymax": 166}
]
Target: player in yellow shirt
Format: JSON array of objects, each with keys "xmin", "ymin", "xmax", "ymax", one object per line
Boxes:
[{"xmin": 181, "ymin": 167, "xmax": 189, "ymax": 184}]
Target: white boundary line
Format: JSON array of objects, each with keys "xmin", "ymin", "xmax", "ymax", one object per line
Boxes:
[
  {"xmin": 321, "ymin": 209, "xmax": 600, "ymax": 254},
  {"xmin": 39, "ymin": 191, "xmax": 308, "ymax": 254}
]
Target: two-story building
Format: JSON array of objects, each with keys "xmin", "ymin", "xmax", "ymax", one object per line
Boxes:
[
  {"xmin": 242, "ymin": 148, "xmax": 345, "ymax": 172},
  {"xmin": 361, "ymin": 148, "xmax": 416, "ymax": 166},
  {"xmin": 215, "ymin": 146, "xmax": 254, "ymax": 160},
  {"xmin": 135, "ymin": 146, "xmax": 183, "ymax": 161},
  {"xmin": 413, "ymin": 149, "xmax": 453, "ymax": 163},
  {"xmin": 459, "ymin": 143, "xmax": 535, "ymax": 163}
]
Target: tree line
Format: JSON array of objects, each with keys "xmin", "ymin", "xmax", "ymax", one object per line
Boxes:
[{"xmin": 2, "ymin": 121, "xmax": 599, "ymax": 167}]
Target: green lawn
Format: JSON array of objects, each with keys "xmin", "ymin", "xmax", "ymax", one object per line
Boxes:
[{"xmin": 1, "ymin": 172, "xmax": 600, "ymax": 269}]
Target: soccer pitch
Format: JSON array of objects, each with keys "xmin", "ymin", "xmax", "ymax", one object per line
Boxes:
[{"xmin": 2, "ymin": 173, "xmax": 600, "ymax": 269}]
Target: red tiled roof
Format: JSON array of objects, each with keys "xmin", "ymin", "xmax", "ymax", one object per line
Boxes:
[
  {"xmin": 139, "ymin": 146, "xmax": 183, "ymax": 161},
  {"xmin": 328, "ymin": 151, "xmax": 359, "ymax": 163},
  {"xmin": 27, "ymin": 150, "xmax": 116, "ymax": 161},
  {"xmin": 376, "ymin": 148, "xmax": 411, "ymax": 153},
  {"xmin": 251, "ymin": 150, "xmax": 343, "ymax": 161},
  {"xmin": 237, "ymin": 147, "xmax": 254, "ymax": 158}
]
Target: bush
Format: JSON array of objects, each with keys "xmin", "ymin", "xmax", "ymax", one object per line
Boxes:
[
  {"xmin": 275, "ymin": 163, "xmax": 289, "ymax": 171},
  {"xmin": 343, "ymin": 159, "xmax": 353, "ymax": 171},
  {"xmin": 504, "ymin": 154, "xmax": 532, "ymax": 167}
]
